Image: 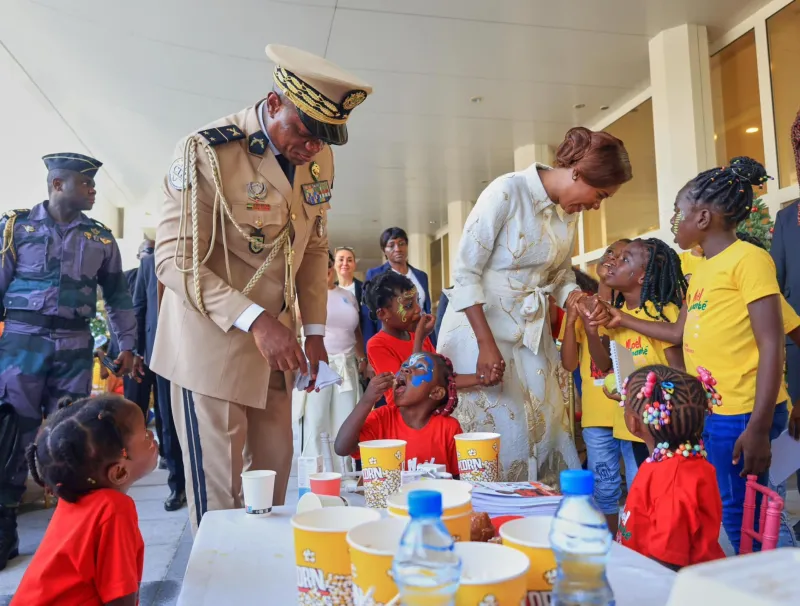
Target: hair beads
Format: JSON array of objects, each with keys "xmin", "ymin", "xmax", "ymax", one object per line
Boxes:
[
  {"xmin": 696, "ymin": 366, "xmax": 722, "ymax": 412},
  {"xmin": 647, "ymin": 439, "xmax": 707, "ymax": 463}
]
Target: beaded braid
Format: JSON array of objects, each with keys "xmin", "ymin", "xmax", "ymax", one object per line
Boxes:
[
  {"xmin": 612, "ymin": 238, "xmax": 687, "ymax": 320},
  {"xmin": 431, "ymin": 354, "xmax": 459, "ymax": 417},
  {"xmin": 623, "ymin": 365, "xmax": 708, "ymax": 449},
  {"xmin": 679, "ymin": 156, "xmax": 770, "ymax": 228},
  {"xmin": 361, "ymin": 270, "xmax": 415, "ymax": 321},
  {"xmin": 26, "ymin": 395, "xmax": 132, "ymax": 503}
]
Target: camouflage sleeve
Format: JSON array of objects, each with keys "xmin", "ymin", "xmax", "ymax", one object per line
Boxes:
[{"xmin": 98, "ymin": 238, "xmax": 137, "ymax": 352}]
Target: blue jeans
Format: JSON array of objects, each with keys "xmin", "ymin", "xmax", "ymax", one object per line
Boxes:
[
  {"xmin": 703, "ymin": 402, "xmax": 797, "ymax": 553},
  {"xmin": 583, "ymin": 426, "xmax": 639, "ymax": 515}
]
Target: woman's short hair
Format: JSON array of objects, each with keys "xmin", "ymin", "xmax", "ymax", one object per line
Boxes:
[
  {"xmin": 554, "ymin": 127, "xmax": 633, "ymax": 189},
  {"xmin": 379, "ymin": 227, "xmax": 409, "ymax": 250}
]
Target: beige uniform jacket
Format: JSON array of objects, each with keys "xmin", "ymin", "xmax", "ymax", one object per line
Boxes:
[{"xmin": 151, "ymin": 103, "xmax": 332, "ymax": 408}]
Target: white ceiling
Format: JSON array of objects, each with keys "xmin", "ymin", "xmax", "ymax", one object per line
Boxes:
[{"xmin": 0, "ymin": 0, "xmax": 772, "ymax": 267}]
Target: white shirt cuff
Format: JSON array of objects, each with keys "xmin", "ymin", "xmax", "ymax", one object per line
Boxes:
[
  {"xmin": 304, "ymin": 324, "xmax": 326, "ymax": 336},
  {"xmin": 234, "ymin": 304, "xmax": 264, "ymax": 332}
]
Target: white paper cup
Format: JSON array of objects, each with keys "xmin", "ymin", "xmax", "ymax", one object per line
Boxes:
[
  {"xmin": 241, "ymin": 470, "xmax": 276, "ymax": 516},
  {"xmin": 296, "ymin": 492, "xmax": 349, "ymax": 514}
]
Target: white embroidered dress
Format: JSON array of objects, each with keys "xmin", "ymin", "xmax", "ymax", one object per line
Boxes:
[{"xmin": 438, "ymin": 163, "xmax": 581, "ymax": 485}]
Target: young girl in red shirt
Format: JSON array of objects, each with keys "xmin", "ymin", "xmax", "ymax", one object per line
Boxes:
[
  {"xmin": 335, "ymin": 351, "xmax": 484, "ymax": 476},
  {"xmin": 13, "ymin": 394, "xmax": 159, "ymax": 606},
  {"xmin": 617, "ymin": 364, "xmax": 724, "ymax": 570}
]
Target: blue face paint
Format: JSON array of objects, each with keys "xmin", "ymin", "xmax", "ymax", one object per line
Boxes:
[{"xmin": 405, "ymin": 353, "xmax": 434, "ymax": 387}]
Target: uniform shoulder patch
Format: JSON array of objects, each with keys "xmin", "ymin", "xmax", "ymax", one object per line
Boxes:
[
  {"xmin": 90, "ymin": 218, "xmax": 113, "ymax": 234},
  {"xmin": 198, "ymin": 125, "xmax": 246, "ymax": 146},
  {"xmin": 248, "ymin": 132, "xmax": 268, "ymax": 157},
  {"xmin": 1, "ymin": 209, "xmax": 30, "ymax": 221}
]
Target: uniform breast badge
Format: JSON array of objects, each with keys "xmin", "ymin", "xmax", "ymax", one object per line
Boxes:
[
  {"xmin": 247, "ymin": 181, "xmax": 267, "ymax": 201},
  {"xmin": 22, "ymin": 225, "xmax": 34, "ymax": 233},
  {"xmin": 168, "ymin": 158, "xmax": 187, "ymax": 191},
  {"xmin": 249, "ymin": 228, "xmax": 265, "ymax": 254},
  {"xmin": 310, "ymin": 161, "xmax": 321, "ymax": 182}
]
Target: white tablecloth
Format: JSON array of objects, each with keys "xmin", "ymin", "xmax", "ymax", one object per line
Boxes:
[{"xmin": 178, "ymin": 490, "xmax": 675, "ymax": 606}]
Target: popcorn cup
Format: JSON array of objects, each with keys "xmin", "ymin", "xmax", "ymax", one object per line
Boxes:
[
  {"xmin": 346, "ymin": 517, "xmax": 408, "ymax": 605},
  {"xmin": 499, "ymin": 516, "xmax": 557, "ymax": 605},
  {"xmin": 296, "ymin": 492, "xmax": 349, "ymax": 514},
  {"xmin": 400, "ymin": 479, "xmax": 474, "ymax": 495},
  {"xmin": 389, "ymin": 486, "xmax": 472, "ymax": 517},
  {"xmin": 292, "ymin": 506, "xmax": 381, "ymax": 605},
  {"xmin": 387, "ymin": 492, "xmax": 471, "ymax": 543},
  {"xmin": 455, "ymin": 542, "xmax": 529, "ymax": 606},
  {"xmin": 454, "ymin": 433, "xmax": 500, "ymax": 482},
  {"xmin": 359, "ymin": 439, "xmax": 406, "ymax": 509}
]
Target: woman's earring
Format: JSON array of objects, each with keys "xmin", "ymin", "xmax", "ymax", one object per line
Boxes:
[{"xmin": 572, "ymin": 171, "xmax": 578, "ymax": 181}]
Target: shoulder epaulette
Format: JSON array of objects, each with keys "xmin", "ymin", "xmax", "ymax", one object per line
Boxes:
[
  {"xmin": 91, "ymin": 218, "xmax": 113, "ymax": 233},
  {"xmin": 198, "ymin": 125, "xmax": 246, "ymax": 147},
  {"xmin": 1, "ymin": 209, "xmax": 29, "ymax": 222}
]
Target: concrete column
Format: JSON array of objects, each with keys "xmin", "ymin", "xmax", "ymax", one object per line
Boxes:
[
  {"xmin": 447, "ymin": 200, "xmax": 472, "ymax": 284},
  {"xmin": 407, "ymin": 232, "xmax": 431, "ymax": 275},
  {"xmin": 514, "ymin": 144, "xmax": 555, "ymax": 172},
  {"xmin": 649, "ymin": 24, "xmax": 716, "ymax": 237}
]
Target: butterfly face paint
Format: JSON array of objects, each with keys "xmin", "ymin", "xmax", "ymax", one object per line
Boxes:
[
  {"xmin": 395, "ymin": 288, "xmax": 418, "ymax": 323},
  {"xmin": 670, "ymin": 208, "xmax": 684, "ymax": 236},
  {"xmin": 404, "ymin": 353, "xmax": 434, "ymax": 387}
]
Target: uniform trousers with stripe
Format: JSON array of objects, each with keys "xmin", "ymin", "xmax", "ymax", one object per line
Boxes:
[{"xmin": 170, "ymin": 373, "xmax": 292, "ymax": 533}]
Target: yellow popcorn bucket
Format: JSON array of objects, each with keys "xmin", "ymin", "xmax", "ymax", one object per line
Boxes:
[
  {"xmin": 292, "ymin": 506, "xmax": 381, "ymax": 605},
  {"xmin": 390, "ymin": 486, "xmax": 472, "ymax": 517},
  {"xmin": 500, "ymin": 516, "xmax": 557, "ymax": 605},
  {"xmin": 386, "ymin": 492, "xmax": 472, "ymax": 543},
  {"xmin": 359, "ymin": 439, "xmax": 406, "ymax": 509},
  {"xmin": 454, "ymin": 542, "xmax": 529, "ymax": 605},
  {"xmin": 346, "ymin": 517, "xmax": 408, "ymax": 605},
  {"xmin": 400, "ymin": 479, "xmax": 474, "ymax": 496},
  {"xmin": 454, "ymin": 433, "xmax": 500, "ymax": 482}
]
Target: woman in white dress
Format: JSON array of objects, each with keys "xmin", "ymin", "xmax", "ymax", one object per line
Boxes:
[
  {"xmin": 293, "ymin": 252, "xmax": 369, "ymax": 472},
  {"xmin": 438, "ymin": 127, "xmax": 633, "ymax": 486}
]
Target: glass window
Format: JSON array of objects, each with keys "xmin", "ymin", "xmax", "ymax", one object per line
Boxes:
[
  {"xmin": 710, "ymin": 31, "xmax": 767, "ymax": 184},
  {"xmin": 581, "ymin": 99, "xmax": 660, "ymax": 252},
  {"xmin": 767, "ymin": 0, "xmax": 800, "ymax": 189}
]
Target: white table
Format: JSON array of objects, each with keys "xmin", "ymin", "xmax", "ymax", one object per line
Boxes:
[{"xmin": 178, "ymin": 492, "xmax": 675, "ymax": 606}]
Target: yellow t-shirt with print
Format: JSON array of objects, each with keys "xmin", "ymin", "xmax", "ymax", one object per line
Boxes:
[
  {"xmin": 683, "ymin": 241, "xmax": 782, "ymax": 416},
  {"xmin": 679, "ymin": 250, "xmax": 704, "ymax": 284},
  {"xmin": 559, "ymin": 317, "xmax": 617, "ymax": 428},
  {"xmin": 603, "ymin": 302, "xmax": 681, "ymax": 442}
]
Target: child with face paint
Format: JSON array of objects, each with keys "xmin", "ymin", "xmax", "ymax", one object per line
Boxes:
[
  {"xmin": 597, "ymin": 157, "xmax": 796, "ymax": 552},
  {"xmin": 334, "ymin": 352, "xmax": 480, "ymax": 476},
  {"xmin": 362, "ymin": 271, "xmax": 436, "ymax": 407}
]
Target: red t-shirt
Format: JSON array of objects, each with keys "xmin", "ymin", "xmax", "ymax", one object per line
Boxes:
[
  {"xmin": 367, "ymin": 331, "xmax": 435, "ymax": 407},
  {"xmin": 617, "ymin": 457, "xmax": 724, "ymax": 568},
  {"xmin": 12, "ymin": 489, "xmax": 144, "ymax": 606},
  {"xmin": 359, "ymin": 405, "xmax": 462, "ymax": 475}
]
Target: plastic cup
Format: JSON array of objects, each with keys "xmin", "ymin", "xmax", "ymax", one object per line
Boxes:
[
  {"xmin": 454, "ymin": 432, "xmax": 501, "ymax": 482},
  {"xmin": 346, "ymin": 517, "xmax": 408, "ymax": 605},
  {"xmin": 386, "ymin": 492, "xmax": 472, "ymax": 542},
  {"xmin": 240, "ymin": 470, "xmax": 276, "ymax": 516},
  {"xmin": 455, "ymin": 542, "xmax": 529, "ymax": 605},
  {"xmin": 292, "ymin": 506, "xmax": 381, "ymax": 604},
  {"xmin": 500, "ymin": 516, "xmax": 557, "ymax": 604},
  {"xmin": 309, "ymin": 472, "xmax": 342, "ymax": 497},
  {"xmin": 296, "ymin": 492, "xmax": 349, "ymax": 514},
  {"xmin": 359, "ymin": 439, "xmax": 406, "ymax": 509}
]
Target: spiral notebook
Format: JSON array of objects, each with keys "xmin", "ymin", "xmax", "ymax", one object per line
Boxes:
[{"xmin": 610, "ymin": 341, "xmax": 636, "ymax": 392}]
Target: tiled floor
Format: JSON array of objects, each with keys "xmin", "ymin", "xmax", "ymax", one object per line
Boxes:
[{"xmin": 0, "ymin": 469, "xmax": 190, "ymax": 606}]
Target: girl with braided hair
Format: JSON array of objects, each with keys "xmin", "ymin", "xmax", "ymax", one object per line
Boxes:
[
  {"xmin": 13, "ymin": 395, "xmax": 157, "ymax": 606},
  {"xmin": 597, "ymin": 156, "xmax": 795, "ymax": 551},
  {"xmin": 616, "ymin": 365, "xmax": 724, "ymax": 570},
  {"xmin": 334, "ymin": 352, "xmax": 476, "ymax": 477}
]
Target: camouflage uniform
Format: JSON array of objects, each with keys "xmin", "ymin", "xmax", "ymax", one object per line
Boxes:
[{"xmin": 0, "ymin": 202, "xmax": 136, "ymax": 506}]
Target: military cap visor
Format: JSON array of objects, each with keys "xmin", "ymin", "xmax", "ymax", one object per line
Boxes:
[
  {"xmin": 295, "ymin": 107, "xmax": 348, "ymax": 146},
  {"xmin": 42, "ymin": 153, "xmax": 103, "ymax": 179}
]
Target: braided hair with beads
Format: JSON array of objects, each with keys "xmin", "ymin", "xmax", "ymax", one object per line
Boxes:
[
  {"xmin": 678, "ymin": 156, "xmax": 770, "ymax": 227},
  {"xmin": 612, "ymin": 238, "xmax": 687, "ymax": 321},
  {"xmin": 362, "ymin": 270, "xmax": 416, "ymax": 321},
  {"xmin": 24, "ymin": 395, "xmax": 132, "ymax": 503},
  {"xmin": 432, "ymin": 354, "xmax": 459, "ymax": 417}
]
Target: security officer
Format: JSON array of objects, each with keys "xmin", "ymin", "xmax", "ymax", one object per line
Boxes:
[
  {"xmin": 0, "ymin": 152, "xmax": 136, "ymax": 568},
  {"xmin": 152, "ymin": 44, "xmax": 371, "ymax": 531}
]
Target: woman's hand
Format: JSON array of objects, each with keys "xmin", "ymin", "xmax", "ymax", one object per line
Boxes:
[
  {"xmin": 363, "ymin": 372, "xmax": 395, "ymax": 405},
  {"xmin": 476, "ymin": 341, "xmax": 505, "ymax": 386}
]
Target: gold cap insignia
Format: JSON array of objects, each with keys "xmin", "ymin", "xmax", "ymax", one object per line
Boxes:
[{"xmin": 342, "ymin": 91, "xmax": 367, "ymax": 111}]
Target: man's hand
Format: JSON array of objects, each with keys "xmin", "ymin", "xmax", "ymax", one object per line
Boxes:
[
  {"xmin": 130, "ymin": 355, "xmax": 146, "ymax": 382},
  {"xmin": 790, "ymin": 401, "xmax": 800, "ymax": 440},
  {"xmin": 733, "ymin": 427, "xmax": 772, "ymax": 477},
  {"xmin": 251, "ymin": 313, "xmax": 307, "ymax": 373},
  {"xmin": 114, "ymin": 351, "xmax": 134, "ymax": 377},
  {"xmin": 305, "ymin": 335, "xmax": 329, "ymax": 392}
]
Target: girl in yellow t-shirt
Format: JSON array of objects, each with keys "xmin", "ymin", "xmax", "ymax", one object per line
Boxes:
[{"xmin": 599, "ymin": 157, "xmax": 795, "ymax": 552}]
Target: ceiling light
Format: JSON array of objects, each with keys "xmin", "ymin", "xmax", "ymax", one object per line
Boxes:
[
  {"xmin": 573, "ymin": 103, "xmax": 585, "ymax": 109},
  {"xmin": 600, "ymin": 105, "xmax": 610, "ymax": 111},
  {"xmin": 470, "ymin": 96, "xmax": 483, "ymax": 104},
  {"xmin": 745, "ymin": 127, "xmax": 759, "ymax": 134}
]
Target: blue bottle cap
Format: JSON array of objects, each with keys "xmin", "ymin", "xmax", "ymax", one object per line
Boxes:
[
  {"xmin": 407, "ymin": 490, "xmax": 443, "ymax": 518},
  {"xmin": 560, "ymin": 470, "xmax": 594, "ymax": 496}
]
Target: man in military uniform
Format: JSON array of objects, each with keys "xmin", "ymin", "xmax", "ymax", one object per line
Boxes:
[
  {"xmin": 0, "ymin": 153, "xmax": 136, "ymax": 567},
  {"xmin": 152, "ymin": 44, "xmax": 371, "ymax": 530}
]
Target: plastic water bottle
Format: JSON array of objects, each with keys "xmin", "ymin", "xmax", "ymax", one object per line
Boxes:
[
  {"xmin": 549, "ymin": 470, "xmax": 615, "ymax": 606},
  {"xmin": 393, "ymin": 490, "xmax": 462, "ymax": 606}
]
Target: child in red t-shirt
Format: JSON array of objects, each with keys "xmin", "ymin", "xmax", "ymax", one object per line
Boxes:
[
  {"xmin": 617, "ymin": 365, "xmax": 724, "ymax": 570},
  {"xmin": 12, "ymin": 394, "xmax": 159, "ymax": 606},
  {"xmin": 335, "ymin": 351, "xmax": 483, "ymax": 476},
  {"xmin": 363, "ymin": 271, "xmax": 436, "ymax": 407}
]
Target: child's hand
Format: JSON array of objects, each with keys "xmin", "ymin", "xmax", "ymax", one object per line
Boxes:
[
  {"xmin": 564, "ymin": 291, "xmax": 585, "ymax": 324},
  {"xmin": 364, "ymin": 372, "xmax": 395, "ymax": 404},
  {"xmin": 602, "ymin": 385, "xmax": 622, "ymax": 402},
  {"xmin": 415, "ymin": 313, "xmax": 435, "ymax": 338},
  {"xmin": 588, "ymin": 301, "xmax": 621, "ymax": 330}
]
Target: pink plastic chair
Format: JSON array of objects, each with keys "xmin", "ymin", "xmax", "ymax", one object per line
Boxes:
[{"xmin": 739, "ymin": 474, "xmax": 784, "ymax": 554}]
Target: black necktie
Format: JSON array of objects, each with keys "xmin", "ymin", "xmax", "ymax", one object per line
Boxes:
[{"xmin": 275, "ymin": 154, "xmax": 295, "ymax": 186}]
